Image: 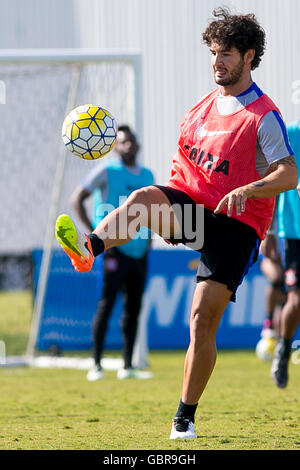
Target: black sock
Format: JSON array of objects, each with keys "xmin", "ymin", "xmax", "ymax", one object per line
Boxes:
[
  {"xmin": 175, "ymin": 399, "xmax": 198, "ymax": 423},
  {"xmin": 278, "ymin": 337, "xmax": 292, "ymax": 359},
  {"xmin": 87, "ymin": 234, "xmax": 105, "ymax": 257}
]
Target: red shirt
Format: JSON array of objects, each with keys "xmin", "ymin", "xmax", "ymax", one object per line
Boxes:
[{"xmin": 167, "ymin": 88, "xmax": 279, "ymax": 239}]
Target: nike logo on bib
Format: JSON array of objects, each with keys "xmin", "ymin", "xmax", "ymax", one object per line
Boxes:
[{"xmin": 197, "ymin": 123, "xmax": 234, "ymax": 137}]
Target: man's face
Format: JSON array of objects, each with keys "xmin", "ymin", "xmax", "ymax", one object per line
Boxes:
[
  {"xmin": 210, "ymin": 42, "xmax": 246, "ymax": 87},
  {"xmin": 114, "ymin": 130, "xmax": 139, "ymax": 164}
]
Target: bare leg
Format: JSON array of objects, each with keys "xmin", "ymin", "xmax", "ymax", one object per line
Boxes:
[
  {"xmin": 260, "ymin": 257, "xmax": 284, "ymax": 286},
  {"xmin": 260, "ymin": 257, "xmax": 285, "ymax": 333},
  {"xmin": 92, "ymin": 185, "xmax": 182, "ymax": 250},
  {"xmin": 181, "ymin": 280, "xmax": 232, "ymax": 405},
  {"xmin": 280, "ymin": 289, "xmax": 300, "ymax": 339},
  {"xmin": 271, "ymin": 289, "xmax": 300, "ymax": 388}
]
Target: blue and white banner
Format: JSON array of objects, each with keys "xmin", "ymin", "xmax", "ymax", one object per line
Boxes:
[
  {"xmin": 106, "ymin": 250, "xmax": 275, "ymax": 350},
  {"xmin": 33, "ymin": 249, "xmax": 300, "ymax": 351}
]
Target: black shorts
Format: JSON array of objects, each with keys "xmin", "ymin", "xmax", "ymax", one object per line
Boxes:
[
  {"xmin": 155, "ymin": 185, "xmax": 260, "ymax": 302},
  {"xmin": 282, "ymin": 238, "xmax": 300, "ymax": 291}
]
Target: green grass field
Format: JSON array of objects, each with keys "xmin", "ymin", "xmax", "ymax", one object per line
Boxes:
[{"xmin": 0, "ymin": 290, "xmax": 300, "ymax": 450}]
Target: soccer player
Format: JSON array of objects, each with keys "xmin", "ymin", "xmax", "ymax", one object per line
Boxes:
[
  {"xmin": 270, "ymin": 120, "xmax": 300, "ymax": 388},
  {"xmin": 69, "ymin": 125, "xmax": 154, "ymax": 380},
  {"xmin": 257, "ymin": 207, "xmax": 286, "ymax": 350},
  {"xmin": 55, "ymin": 8, "xmax": 297, "ymax": 439}
]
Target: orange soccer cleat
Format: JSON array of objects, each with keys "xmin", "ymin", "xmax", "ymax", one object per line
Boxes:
[{"xmin": 55, "ymin": 214, "xmax": 94, "ymax": 273}]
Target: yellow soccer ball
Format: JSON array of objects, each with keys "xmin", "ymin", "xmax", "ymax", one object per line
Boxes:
[
  {"xmin": 62, "ymin": 105, "xmax": 117, "ymax": 160},
  {"xmin": 256, "ymin": 336, "xmax": 277, "ymax": 362}
]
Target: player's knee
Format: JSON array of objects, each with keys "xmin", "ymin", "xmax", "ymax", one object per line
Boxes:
[
  {"xmin": 287, "ymin": 290, "xmax": 300, "ymax": 313},
  {"xmin": 126, "ymin": 187, "xmax": 155, "ymax": 228},
  {"xmin": 190, "ymin": 309, "xmax": 216, "ymax": 342},
  {"xmin": 127, "ymin": 187, "xmax": 151, "ymax": 207}
]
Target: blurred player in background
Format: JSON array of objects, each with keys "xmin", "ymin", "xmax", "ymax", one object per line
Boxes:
[
  {"xmin": 71, "ymin": 125, "xmax": 154, "ymax": 380},
  {"xmin": 256, "ymin": 201, "xmax": 286, "ymax": 361},
  {"xmin": 260, "ymin": 217, "xmax": 285, "ymax": 335},
  {"xmin": 260, "ymin": 244, "xmax": 285, "ymax": 335},
  {"xmin": 269, "ymin": 120, "xmax": 300, "ymax": 388},
  {"xmin": 55, "ymin": 8, "xmax": 297, "ymax": 439}
]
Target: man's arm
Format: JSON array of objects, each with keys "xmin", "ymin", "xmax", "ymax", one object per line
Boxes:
[
  {"xmin": 70, "ymin": 186, "xmax": 93, "ymax": 232},
  {"xmin": 71, "ymin": 163, "xmax": 107, "ymax": 232},
  {"xmin": 215, "ymin": 155, "xmax": 298, "ymax": 217}
]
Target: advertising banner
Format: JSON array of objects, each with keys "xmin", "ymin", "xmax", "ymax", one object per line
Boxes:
[{"xmin": 33, "ymin": 249, "xmax": 300, "ymax": 351}]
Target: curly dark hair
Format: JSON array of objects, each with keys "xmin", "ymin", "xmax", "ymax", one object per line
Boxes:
[{"xmin": 202, "ymin": 6, "xmax": 266, "ymax": 70}]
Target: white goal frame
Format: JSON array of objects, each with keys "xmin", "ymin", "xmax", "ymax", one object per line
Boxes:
[{"xmin": 0, "ymin": 49, "xmax": 147, "ymax": 368}]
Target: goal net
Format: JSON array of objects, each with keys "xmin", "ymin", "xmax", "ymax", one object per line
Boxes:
[{"xmin": 0, "ymin": 49, "xmax": 148, "ymax": 368}]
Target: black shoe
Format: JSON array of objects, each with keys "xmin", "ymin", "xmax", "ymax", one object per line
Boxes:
[
  {"xmin": 169, "ymin": 417, "xmax": 197, "ymax": 439},
  {"xmin": 271, "ymin": 339, "xmax": 290, "ymax": 388}
]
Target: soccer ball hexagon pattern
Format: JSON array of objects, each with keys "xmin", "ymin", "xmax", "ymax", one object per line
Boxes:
[{"xmin": 62, "ymin": 105, "xmax": 117, "ymax": 160}]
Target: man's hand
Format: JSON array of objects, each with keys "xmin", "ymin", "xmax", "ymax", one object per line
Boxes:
[
  {"xmin": 214, "ymin": 186, "xmax": 250, "ymax": 217},
  {"xmin": 215, "ymin": 155, "xmax": 298, "ymax": 217}
]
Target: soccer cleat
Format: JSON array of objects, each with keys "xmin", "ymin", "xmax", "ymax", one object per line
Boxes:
[
  {"xmin": 271, "ymin": 356, "xmax": 288, "ymax": 388},
  {"xmin": 55, "ymin": 214, "xmax": 94, "ymax": 273},
  {"xmin": 117, "ymin": 368, "xmax": 154, "ymax": 380},
  {"xmin": 86, "ymin": 365, "xmax": 104, "ymax": 381},
  {"xmin": 271, "ymin": 341, "xmax": 290, "ymax": 388},
  {"xmin": 169, "ymin": 417, "xmax": 197, "ymax": 439}
]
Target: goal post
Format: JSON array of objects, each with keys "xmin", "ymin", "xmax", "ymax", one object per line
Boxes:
[
  {"xmin": 0, "ymin": 48, "xmax": 144, "ymax": 154},
  {"xmin": 0, "ymin": 49, "xmax": 147, "ymax": 367},
  {"xmin": 26, "ymin": 65, "xmax": 82, "ymax": 358}
]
